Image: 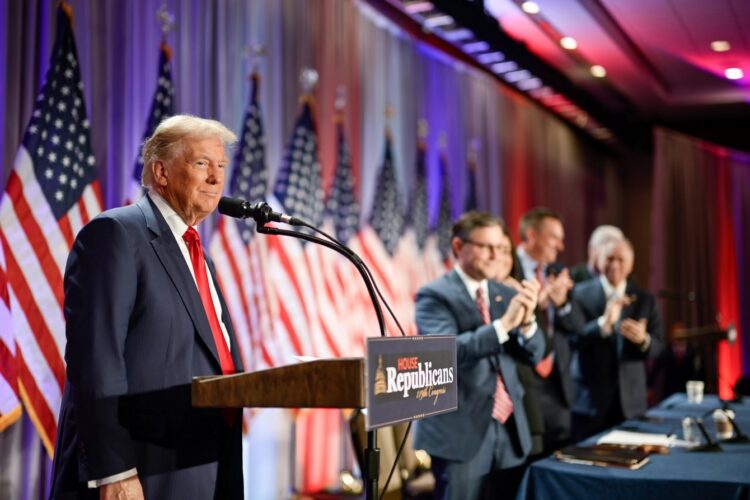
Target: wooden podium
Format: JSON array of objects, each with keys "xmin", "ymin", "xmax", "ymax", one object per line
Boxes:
[{"xmin": 192, "ymin": 357, "xmax": 366, "ymax": 409}]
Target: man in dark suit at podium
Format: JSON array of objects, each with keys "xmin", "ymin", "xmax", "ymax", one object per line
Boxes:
[
  {"xmin": 414, "ymin": 211, "xmax": 544, "ymax": 500},
  {"xmin": 51, "ymin": 115, "xmax": 244, "ymax": 499},
  {"xmin": 570, "ymin": 238, "xmax": 664, "ymax": 441}
]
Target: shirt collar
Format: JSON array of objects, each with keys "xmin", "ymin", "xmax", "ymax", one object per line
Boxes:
[
  {"xmin": 148, "ymin": 191, "xmax": 192, "ymax": 238},
  {"xmin": 454, "ymin": 264, "xmax": 487, "ymax": 301},
  {"xmin": 516, "ymin": 245, "xmax": 541, "ymax": 280},
  {"xmin": 599, "ymin": 274, "xmax": 627, "ymax": 299}
]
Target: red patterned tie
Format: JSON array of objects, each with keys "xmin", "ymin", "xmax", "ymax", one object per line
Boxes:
[
  {"xmin": 183, "ymin": 227, "xmax": 235, "ymax": 375},
  {"xmin": 476, "ymin": 287, "xmax": 513, "ymax": 423}
]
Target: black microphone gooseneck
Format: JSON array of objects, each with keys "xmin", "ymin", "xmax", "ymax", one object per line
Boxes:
[{"xmin": 247, "ymin": 210, "xmax": 410, "ymax": 500}]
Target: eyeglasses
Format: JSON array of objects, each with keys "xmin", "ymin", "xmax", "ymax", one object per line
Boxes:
[{"xmin": 463, "ymin": 239, "xmax": 512, "ymax": 255}]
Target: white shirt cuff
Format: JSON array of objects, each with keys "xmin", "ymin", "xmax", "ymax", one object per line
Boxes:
[
  {"xmin": 492, "ymin": 319, "xmax": 537, "ymax": 342},
  {"xmin": 557, "ymin": 302, "xmax": 572, "ymax": 316},
  {"xmin": 640, "ymin": 332, "xmax": 651, "ymax": 352},
  {"xmin": 87, "ymin": 468, "xmax": 138, "ymax": 488},
  {"xmin": 520, "ymin": 321, "xmax": 537, "ymax": 339},
  {"xmin": 492, "ymin": 319, "xmax": 510, "ymax": 344}
]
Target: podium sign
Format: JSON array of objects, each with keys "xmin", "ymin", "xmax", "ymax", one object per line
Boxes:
[{"xmin": 365, "ymin": 335, "xmax": 457, "ymax": 430}]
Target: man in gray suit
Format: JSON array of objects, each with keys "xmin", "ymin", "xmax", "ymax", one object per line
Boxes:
[
  {"xmin": 51, "ymin": 115, "xmax": 244, "ymax": 499},
  {"xmin": 570, "ymin": 238, "xmax": 664, "ymax": 441},
  {"xmin": 414, "ymin": 211, "xmax": 544, "ymax": 500}
]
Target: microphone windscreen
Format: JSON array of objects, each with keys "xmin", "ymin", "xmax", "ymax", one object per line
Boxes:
[{"xmin": 218, "ymin": 197, "xmax": 246, "ymax": 218}]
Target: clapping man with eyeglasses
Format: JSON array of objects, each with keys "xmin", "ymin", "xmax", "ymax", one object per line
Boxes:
[{"xmin": 414, "ymin": 211, "xmax": 544, "ymax": 500}]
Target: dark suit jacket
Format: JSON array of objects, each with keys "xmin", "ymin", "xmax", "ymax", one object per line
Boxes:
[
  {"xmin": 570, "ymin": 278, "xmax": 664, "ymax": 419},
  {"xmin": 413, "ymin": 271, "xmax": 544, "ymax": 464},
  {"xmin": 50, "ymin": 196, "xmax": 244, "ymax": 499},
  {"xmin": 570, "ymin": 262, "xmax": 594, "ymax": 284}
]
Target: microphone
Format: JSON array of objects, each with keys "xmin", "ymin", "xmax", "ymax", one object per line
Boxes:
[{"xmin": 218, "ymin": 197, "xmax": 300, "ymax": 225}]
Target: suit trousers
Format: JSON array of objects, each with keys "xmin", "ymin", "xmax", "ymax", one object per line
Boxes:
[{"xmin": 431, "ymin": 417, "xmax": 525, "ymax": 500}]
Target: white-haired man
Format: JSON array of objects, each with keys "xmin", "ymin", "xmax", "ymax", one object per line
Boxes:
[
  {"xmin": 570, "ymin": 224, "xmax": 624, "ymax": 284},
  {"xmin": 51, "ymin": 115, "xmax": 244, "ymax": 499}
]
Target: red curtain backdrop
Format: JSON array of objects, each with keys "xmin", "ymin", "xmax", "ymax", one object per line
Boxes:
[{"xmin": 652, "ymin": 128, "xmax": 748, "ymax": 398}]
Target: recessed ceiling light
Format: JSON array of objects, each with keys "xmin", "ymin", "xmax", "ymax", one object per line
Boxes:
[
  {"xmin": 521, "ymin": 1, "xmax": 540, "ymax": 14},
  {"xmin": 710, "ymin": 40, "xmax": 731, "ymax": 52},
  {"xmin": 590, "ymin": 65, "xmax": 607, "ymax": 78},
  {"xmin": 725, "ymin": 67, "xmax": 744, "ymax": 80},
  {"xmin": 560, "ymin": 37, "xmax": 578, "ymax": 50}
]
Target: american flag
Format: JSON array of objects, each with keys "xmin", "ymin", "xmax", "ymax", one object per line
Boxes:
[
  {"xmin": 465, "ymin": 152, "xmax": 479, "ymax": 212},
  {"xmin": 299, "ymin": 115, "xmax": 362, "ymax": 493},
  {"xmin": 354, "ymin": 131, "xmax": 412, "ymax": 336},
  {"xmin": 408, "ymin": 141, "xmax": 430, "ymax": 250},
  {"xmin": 399, "ymin": 139, "xmax": 431, "ymax": 298},
  {"xmin": 126, "ymin": 42, "xmax": 175, "ymax": 204},
  {"xmin": 319, "ymin": 117, "xmax": 363, "ymax": 355},
  {"xmin": 209, "ymin": 73, "xmax": 277, "ymax": 374},
  {"xmin": 0, "ymin": 3, "xmax": 102, "ymax": 453},
  {"xmin": 436, "ymin": 152, "xmax": 454, "ymax": 263},
  {"xmin": 0, "ymin": 242, "xmax": 20, "ymax": 432},
  {"xmin": 267, "ymin": 98, "xmax": 330, "ymax": 361}
]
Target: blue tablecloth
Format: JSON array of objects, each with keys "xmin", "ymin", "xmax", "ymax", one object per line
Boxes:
[{"xmin": 516, "ymin": 394, "xmax": 750, "ymax": 500}]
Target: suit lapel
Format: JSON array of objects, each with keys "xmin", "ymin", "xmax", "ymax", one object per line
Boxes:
[
  {"xmin": 447, "ymin": 271, "xmax": 484, "ymax": 328},
  {"xmin": 620, "ymin": 281, "xmax": 639, "ymax": 319},
  {"xmin": 488, "ymin": 281, "xmax": 508, "ymax": 321},
  {"xmin": 137, "ymin": 196, "xmax": 223, "ymax": 370}
]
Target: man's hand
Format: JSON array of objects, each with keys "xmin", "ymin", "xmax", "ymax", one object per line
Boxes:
[
  {"xmin": 501, "ymin": 276, "xmax": 523, "ymax": 292},
  {"xmin": 620, "ymin": 318, "xmax": 648, "ymax": 346},
  {"xmin": 501, "ymin": 279, "xmax": 539, "ymax": 331},
  {"xmin": 545, "ymin": 269, "xmax": 574, "ymax": 308},
  {"xmin": 601, "ymin": 295, "xmax": 631, "ymax": 334},
  {"xmin": 100, "ymin": 476, "xmax": 144, "ymax": 500}
]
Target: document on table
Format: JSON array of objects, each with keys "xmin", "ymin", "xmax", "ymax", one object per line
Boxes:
[{"xmin": 596, "ymin": 430, "xmax": 675, "ymax": 447}]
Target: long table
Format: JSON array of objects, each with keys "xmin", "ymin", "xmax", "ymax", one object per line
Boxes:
[{"xmin": 516, "ymin": 394, "xmax": 750, "ymax": 500}]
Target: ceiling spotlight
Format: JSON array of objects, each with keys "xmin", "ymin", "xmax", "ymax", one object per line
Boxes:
[
  {"xmin": 504, "ymin": 69, "xmax": 532, "ymax": 83},
  {"xmin": 590, "ymin": 65, "xmax": 607, "ymax": 78},
  {"xmin": 491, "ymin": 61, "xmax": 518, "ymax": 74},
  {"xmin": 521, "ymin": 1, "xmax": 540, "ymax": 14},
  {"xmin": 463, "ymin": 41, "xmax": 490, "ymax": 54},
  {"xmin": 517, "ymin": 77, "xmax": 543, "ymax": 91},
  {"xmin": 560, "ymin": 37, "xmax": 578, "ymax": 50},
  {"xmin": 477, "ymin": 51, "xmax": 505, "ymax": 64},
  {"xmin": 529, "ymin": 86, "xmax": 554, "ymax": 98},
  {"xmin": 725, "ymin": 67, "xmax": 744, "ymax": 80},
  {"xmin": 423, "ymin": 14, "xmax": 454, "ymax": 29},
  {"xmin": 404, "ymin": 1, "xmax": 434, "ymax": 14},
  {"xmin": 442, "ymin": 28, "xmax": 474, "ymax": 42},
  {"xmin": 710, "ymin": 40, "xmax": 731, "ymax": 52}
]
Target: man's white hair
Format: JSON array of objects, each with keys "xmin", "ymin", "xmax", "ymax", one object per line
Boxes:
[
  {"xmin": 140, "ymin": 114, "xmax": 237, "ymax": 187},
  {"xmin": 588, "ymin": 224, "xmax": 624, "ymax": 250}
]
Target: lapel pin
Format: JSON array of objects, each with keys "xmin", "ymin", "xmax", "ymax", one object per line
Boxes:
[{"xmin": 494, "ymin": 295, "xmax": 502, "ymax": 302}]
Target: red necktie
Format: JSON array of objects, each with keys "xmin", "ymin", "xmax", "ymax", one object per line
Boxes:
[
  {"xmin": 476, "ymin": 287, "xmax": 513, "ymax": 423},
  {"xmin": 183, "ymin": 227, "xmax": 235, "ymax": 375},
  {"xmin": 536, "ymin": 265, "xmax": 545, "ymax": 287}
]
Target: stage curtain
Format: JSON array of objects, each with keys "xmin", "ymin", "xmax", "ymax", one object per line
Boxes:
[{"xmin": 651, "ymin": 127, "xmax": 748, "ymax": 398}]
